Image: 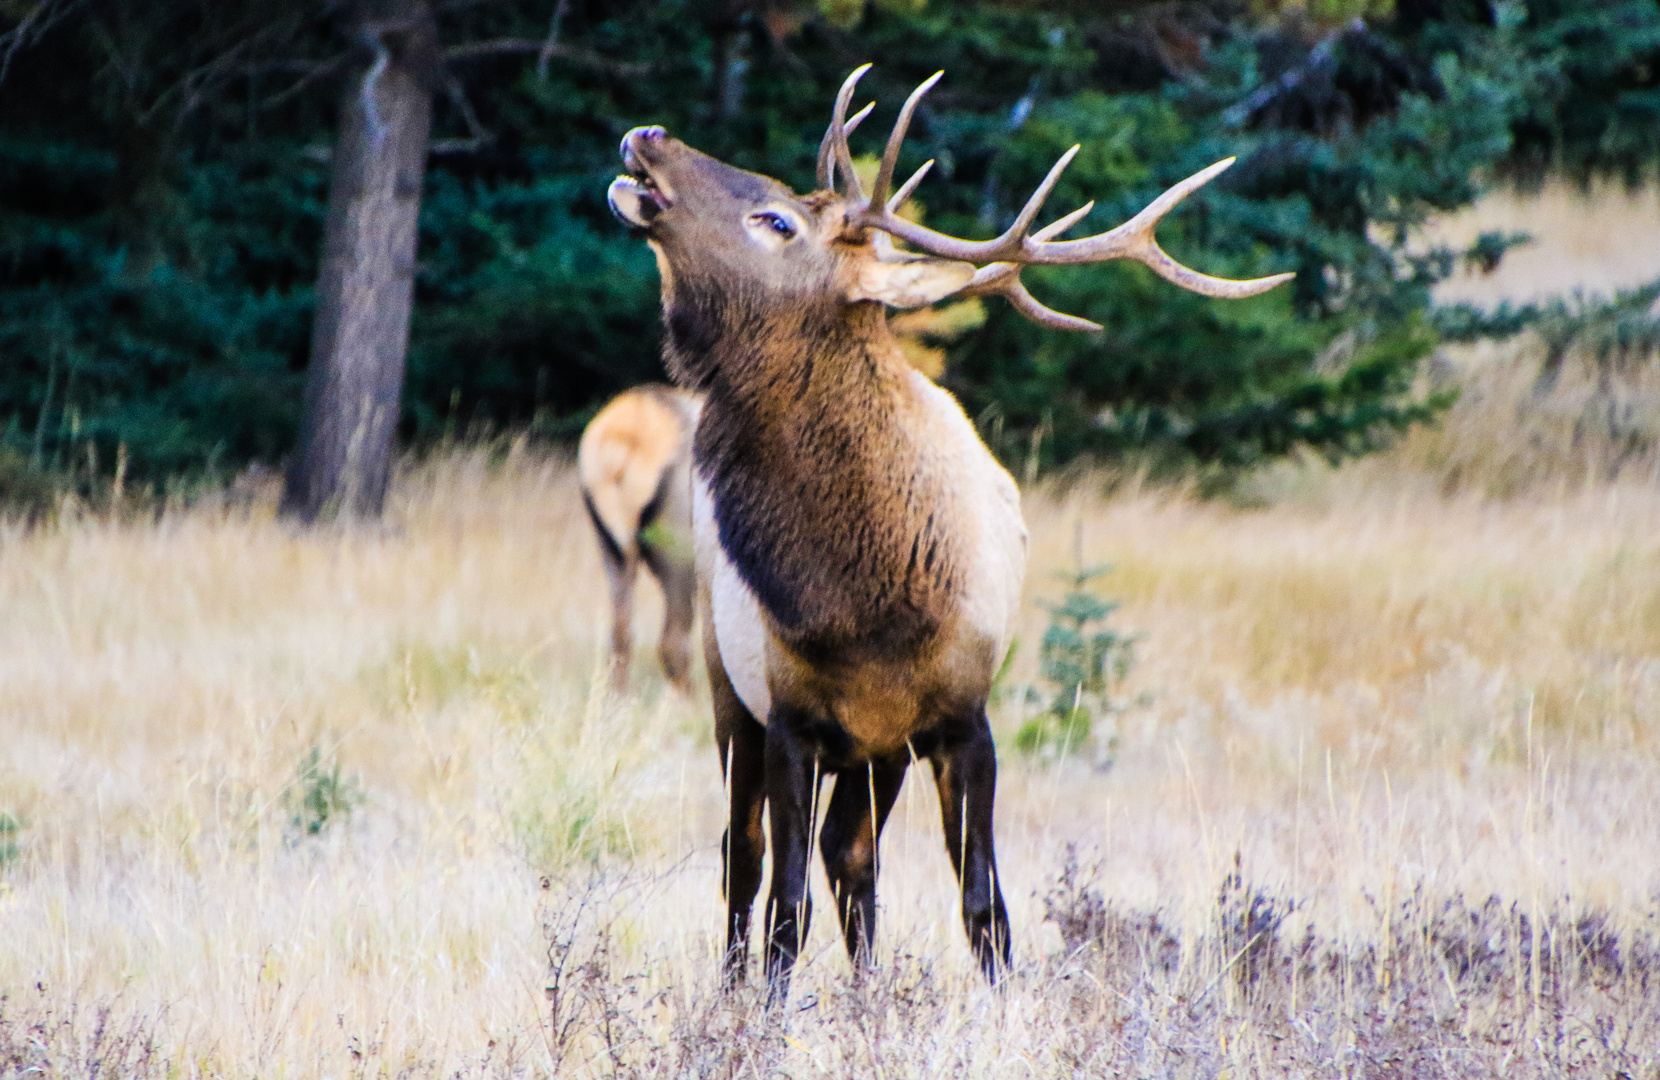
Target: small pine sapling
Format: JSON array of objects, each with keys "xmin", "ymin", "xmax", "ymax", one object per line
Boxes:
[
  {"xmin": 1016, "ymin": 528, "xmax": 1139, "ymax": 766},
  {"xmin": 0, "ymin": 811, "xmax": 22, "ymax": 869},
  {"xmin": 287, "ymin": 746, "xmax": 364, "ymax": 838}
]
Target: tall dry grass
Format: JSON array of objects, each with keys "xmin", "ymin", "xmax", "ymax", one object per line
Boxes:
[
  {"xmin": 4, "ymin": 362, "xmax": 1660, "ymax": 1076},
  {"xmin": 1418, "ymin": 177, "xmax": 1660, "ymax": 307}
]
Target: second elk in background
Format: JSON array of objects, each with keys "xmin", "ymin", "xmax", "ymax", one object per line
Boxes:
[{"xmin": 578, "ymin": 385, "xmax": 701, "ymax": 694}]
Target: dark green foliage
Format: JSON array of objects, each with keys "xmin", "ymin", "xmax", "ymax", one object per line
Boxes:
[
  {"xmin": 409, "ymin": 171, "xmax": 664, "ymax": 442},
  {"xmin": 1500, "ymin": 1, "xmax": 1660, "ymax": 187},
  {"xmin": 0, "ymin": 0, "xmax": 334, "ymax": 493},
  {"xmin": 0, "ymin": 142, "xmax": 321, "ymax": 477},
  {"xmin": 1435, "ymin": 275, "xmax": 1660, "ymax": 387},
  {"xmin": 1015, "ymin": 558, "xmax": 1137, "ymax": 760},
  {"xmin": 2, "ymin": 0, "xmax": 1658, "ymax": 493},
  {"xmin": 288, "ymin": 747, "xmax": 363, "ymax": 838}
]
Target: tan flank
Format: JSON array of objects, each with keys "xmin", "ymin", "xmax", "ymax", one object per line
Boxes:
[{"xmin": 577, "ymin": 384, "xmax": 700, "ymax": 694}]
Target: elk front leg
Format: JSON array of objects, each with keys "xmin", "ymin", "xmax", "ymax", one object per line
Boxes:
[
  {"xmin": 762, "ymin": 712, "xmax": 822, "ymax": 1005},
  {"xmin": 931, "ymin": 709, "xmax": 1011, "ymax": 983},
  {"xmin": 709, "ymin": 624, "xmax": 766, "ymax": 986},
  {"xmin": 819, "ymin": 756, "xmax": 908, "ymax": 971}
]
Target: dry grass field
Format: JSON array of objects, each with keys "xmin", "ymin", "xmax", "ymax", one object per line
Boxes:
[
  {"xmin": 5, "ymin": 191, "xmax": 1660, "ymax": 1078},
  {"xmin": 4, "ymin": 377, "xmax": 1660, "ymax": 1077}
]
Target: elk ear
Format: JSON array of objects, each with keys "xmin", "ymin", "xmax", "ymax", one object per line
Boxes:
[{"xmin": 849, "ymin": 254, "xmax": 976, "ymax": 309}]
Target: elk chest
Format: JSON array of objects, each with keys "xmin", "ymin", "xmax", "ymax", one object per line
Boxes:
[{"xmin": 692, "ymin": 367, "xmax": 1025, "ymax": 759}]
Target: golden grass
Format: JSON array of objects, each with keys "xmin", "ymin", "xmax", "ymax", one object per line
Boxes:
[
  {"xmin": 1419, "ymin": 177, "xmax": 1660, "ymax": 307},
  {"xmin": 5, "ymin": 373, "xmax": 1660, "ymax": 1074}
]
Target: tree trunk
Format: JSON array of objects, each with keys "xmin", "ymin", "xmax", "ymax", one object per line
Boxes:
[{"xmin": 282, "ymin": 0, "xmax": 437, "ymax": 522}]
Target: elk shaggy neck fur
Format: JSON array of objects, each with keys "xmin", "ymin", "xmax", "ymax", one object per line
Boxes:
[{"xmin": 665, "ymin": 279, "xmax": 963, "ymax": 666}]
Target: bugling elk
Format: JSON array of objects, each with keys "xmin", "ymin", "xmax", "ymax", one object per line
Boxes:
[
  {"xmin": 607, "ymin": 65, "xmax": 1291, "ymax": 1001},
  {"xmin": 578, "ymin": 384, "xmax": 702, "ymax": 694}
]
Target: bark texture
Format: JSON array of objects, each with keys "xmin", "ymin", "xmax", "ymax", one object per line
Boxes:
[{"xmin": 282, "ymin": 0, "xmax": 437, "ymax": 522}]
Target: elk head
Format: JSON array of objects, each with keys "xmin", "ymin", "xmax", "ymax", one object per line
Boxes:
[{"xmin": 608, "ymin": 63, "xmax": 1292, "ymax": 346}]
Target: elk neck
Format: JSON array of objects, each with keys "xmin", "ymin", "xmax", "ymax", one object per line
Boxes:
[{"xmin": 666, "ymin": 283, "xmax": 965, "ymax": 663}]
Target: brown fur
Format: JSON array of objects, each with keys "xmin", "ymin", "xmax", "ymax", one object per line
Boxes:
[
  {"xmin": 684, "ymin": 297, "xmax": 963, "ymax": 664},
  {"xmin": 612, "ymin": 121, "xmax": 1024, "ymax": 996},
  {"xmin": 610, "ymin": 72, "xmax": 1282, "ymax": 994}
]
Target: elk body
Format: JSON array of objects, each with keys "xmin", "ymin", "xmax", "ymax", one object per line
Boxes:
[
  {"xmin": 607, "ymin": 65, "xmax": 1290, "ymax": 1001},
  {"xmin": 578, "ymin": 384, "xmax": 701, "ymax": 694}
]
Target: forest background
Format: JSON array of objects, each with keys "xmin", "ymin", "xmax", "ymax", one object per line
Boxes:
[{"xmin": 1, "ymin": 0, "xmax": 1658, "ymax": 509}]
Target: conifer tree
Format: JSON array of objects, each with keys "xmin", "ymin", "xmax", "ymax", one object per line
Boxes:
[{"xmin": 2, "ymin": 0, "xmax": 1657, "ymax": 501}]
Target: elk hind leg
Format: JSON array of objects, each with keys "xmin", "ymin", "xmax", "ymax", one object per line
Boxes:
[
  {"xmin": 819, "ymin": 756, "xmax": 908, "ymax": 971},
  {"xmin": 761, "ymin": 710, "xmax": 825, "ymax": 1005},
  {"xmin": 603, "ymin": 551, "xmax": 638, "ymax": 693},
  {"xmin": 585, "ymin": 492, "xmax": 637, "ymax": 693},
  {"xmin": 641, "ymin": 539, "xmax": 695, "ymax": 693}
]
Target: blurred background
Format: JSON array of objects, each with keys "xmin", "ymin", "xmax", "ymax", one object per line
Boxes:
[{"xmin": 3, "ymin": 0, "xmax": 1657, "ymax": 512}]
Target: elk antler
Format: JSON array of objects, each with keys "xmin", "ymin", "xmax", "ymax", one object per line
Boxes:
[
  {"xmin": 816, "ymin": 63, "xmax": 876, "ymax": 195},
  {"xmin": 820, "ymin": 66, "xmax": 1295, "ymax": 331}
]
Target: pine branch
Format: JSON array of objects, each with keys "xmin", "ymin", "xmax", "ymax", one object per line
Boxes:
[
  {"xmin": 443, "ymin": 38, "xmax": 652, "ymax": 78},
  {"xmin": 0, "ymin": 0, "xmax": 88, "ymax": 83},
  {"xmin": 536, "ymin": 0, "xmax": 571, "ymax": 81},
  {"xmin": 257, "ymin": 51, "xmax": 356, "ymax": 111}
]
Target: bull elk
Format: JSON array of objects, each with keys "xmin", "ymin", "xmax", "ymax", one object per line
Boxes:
[
  {"xmin": 578, "ymin": 384, "xmax": 701, "ymax": 694},
  {"xmin": 607, "ymin": 65, "xmax": 1291, "ymax": 1001}
]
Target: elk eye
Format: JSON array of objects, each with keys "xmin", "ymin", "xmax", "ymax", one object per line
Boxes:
[{"xmin": 749, "ymin": 211, "xmax": 796, "ymax": 239}]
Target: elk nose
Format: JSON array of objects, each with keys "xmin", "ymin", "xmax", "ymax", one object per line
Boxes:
[
  {"xmin": 619, "ymin": 125, "xmax": 668, "ymax": 169},
  {"xmin": 620, "ymin": 126, "xmax": 665, "ymax": 175}
]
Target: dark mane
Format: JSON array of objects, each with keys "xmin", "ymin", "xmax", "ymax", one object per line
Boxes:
[{"xmin": 679, "ymin": 292, "xmax": 962, "ymax": 662}]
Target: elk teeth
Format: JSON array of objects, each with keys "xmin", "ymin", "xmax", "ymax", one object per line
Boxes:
[{"xmin": 607, "ymin": 175, "xmax": 661, "ymax": 228}]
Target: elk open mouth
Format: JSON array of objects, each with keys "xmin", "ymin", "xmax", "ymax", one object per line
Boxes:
[{"xmin": 608, "ymin": 126, "xmax": 672, "ymax": 229}]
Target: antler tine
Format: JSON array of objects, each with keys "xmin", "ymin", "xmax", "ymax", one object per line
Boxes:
[
  {"xmin": 1004, "ymin": 277, "xmax": 1104, "ymax": 332},
  {"xmin": 1019, "ymin": 157, "xmax": 1295, "ymax": 299},
  {"xmin": 1132, "ymin": 245, "xmax": 1296, "ymax": 299},
  {"xmin": 823, "ymin": 103, "xmax": 876, "ymax": 192},
  {"xmin": 1001, "ymin": 143, "xmax": 1080, "ymax": 250},
  {"xmin": 1036, "ymin": 199, "xmax": 1095, "ymax": 240},
  {"xmin": 836, "ymin": 104, "xmax": 874, "ymax": 201},
  {"xmin": 815, "ymin": 102, "xmax": 872, "ymax": 192},
  {"xmin": 887, "ymin": 159, "xmax": 933, "ymax": 211},
  {"xmin": 815, "ymin": 133, "xmax": 835, "ymax": 191},
  {"xmin": 961, "ymin": 263, "xmax": 1103, "ymax": 332},
  {"xmin": 816, "ymin": 129, "xmax": 834, "ymax": 190},
  {"xmin": 1108, "ymin": 157, "xmax": 1236, "ymax": 252},
  {"xmin": 827, "ymin": 64, "xmax": 874, "ymax": 198},
  {"xmin": 818, "ymin": 63, "xmax": 873, "ymax": 193},
  {"xmin": 956, "ymin": 205, "xmax": 1103, "ymax": 330},
  {"xmin": 868, "ymin": 70, "xmax": 942, "ymax": 212},
  {"xmin": 854, "ymin": 142, "xmax": 1084, "ymax": 263}
]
